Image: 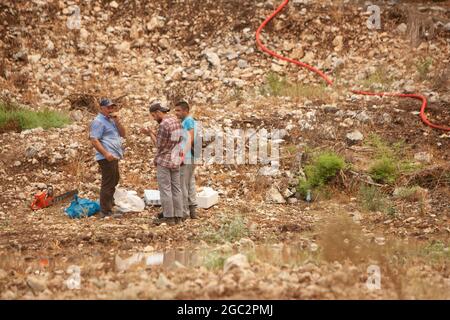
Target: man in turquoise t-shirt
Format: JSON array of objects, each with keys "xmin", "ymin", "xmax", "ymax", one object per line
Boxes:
[{"xmin": 174, "ymin": 100, "xmax": 198, "ymax": 219}]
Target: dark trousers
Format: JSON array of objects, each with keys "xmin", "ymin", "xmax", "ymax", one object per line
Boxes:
[{"xmin": 97, "ymin": 159, "xmax": 120, "ymax": 214}]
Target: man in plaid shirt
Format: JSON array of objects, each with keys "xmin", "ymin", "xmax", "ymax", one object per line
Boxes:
[{"xmin": 141, "ymin": 102, "xmax": 184, "ymax": 225}]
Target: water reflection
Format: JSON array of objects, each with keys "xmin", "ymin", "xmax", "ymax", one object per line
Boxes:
[
  {"xmin": 149, "ymin": 249, "xmax": 202, "ymax": 269},
  {"xmin": 115, "ymin": 242, "xmax": 312, "ymax": 272}
]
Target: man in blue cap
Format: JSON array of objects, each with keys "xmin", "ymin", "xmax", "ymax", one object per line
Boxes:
[{"xmin": 90, "ymin": 98, "xmax": 126, "ymax": 218}]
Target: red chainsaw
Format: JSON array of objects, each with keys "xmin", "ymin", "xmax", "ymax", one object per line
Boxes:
[{"xmin": 31, "ymin": 185, "xmax": 78, "ymax": 211}]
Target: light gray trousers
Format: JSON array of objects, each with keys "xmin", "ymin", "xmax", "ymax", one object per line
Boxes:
[
  {"xmin": 180, "ymin": 164, "xmax": 197, "ymax": 217},
  {"xmin": 156, "ymin": 165, "xmax": 183, "ymax": 218}
]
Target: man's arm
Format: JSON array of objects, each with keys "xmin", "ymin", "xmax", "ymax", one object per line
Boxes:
[
  {"xmin": 111, "ymin": 115, "xmax": 126, "ymax": 137},
  {"xmin": 183, "ymin": 128, "xmax": 194, "ymax": 155},
  {"xmin": 90, "ymin": 120, "xmax": 116, "ymax": 161},
  {"xmin": 149, "ymin": 130, "xmax": 156, "ymax": 144},
  {"xmin": 91, "ymin": 139, "xmax": 116, "ymax": 161},
  {"xmin": 141, "ymin": 127, "xmax": 157, "ymax": 144}
]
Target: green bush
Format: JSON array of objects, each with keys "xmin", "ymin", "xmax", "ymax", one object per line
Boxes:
[
  {"xmin": 393, "ymin": 186, "xmax": 421, "ymax": 200},
  {"xmin": 369, "ymin": 157, "xmax": 397, "ymax": 184},
  {"xmin": 366, "ymin": 134, "xmax": 418, "ymax": 184},
  {"xmin": 260, "ymin": 72, "xmax": 287, "ymax": 96},
  {"xmin": 202, "ymin": 215, "xmax": 249, "ymax": 244},
  {"xmin": 260, "ymin": 72, "xmax": 327, "ymax": 99},
  {"xmin": 358, "ymin": 185, "xmax": 387, "ymax": 212},
  {"xmin": 416, "ymin": 57, "xmax": 433, "ymax": 81},
  {"xmin": 203, "ymin": 252, "xmax": 228, "ymax": 270},
  {"xmin": 298, "ymin": 151, "xmax": 346, "ymax": 196},
  {"xmin": 358, "ymin": 185, "xmax": 396, "ymax": 215},
  {"xmin": 421, "ymin": 241, "xmax": 450, "ymax": 263},
  {"xmin": 0, "ymin": 101, "xmax": 71, "ymax": 132},
  {"xmin": 358, "ymin": 66, "xmax": 393, "ymax": 90}
]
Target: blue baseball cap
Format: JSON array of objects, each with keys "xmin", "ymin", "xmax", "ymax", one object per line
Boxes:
[{"xmin": 99, "ymin": 98, "xmax": 116, "ymax": 108}]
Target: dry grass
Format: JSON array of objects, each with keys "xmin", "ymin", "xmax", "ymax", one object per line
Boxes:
[
  {"xmin": 400, "ymin": 163, "xmax": 450, "ymax": 189},
  {"xmin": 260, "ymin": 72, "xmax": 331, "ymax": 102},
  {"xmin": 249, "ymin": 175, "xmax": 273, "ymax": 201},
  {"xmin": 358, "ymin": 65, "xmax": 394, "ymax": 90},
  {"xmin": 62, "ymin": 155, "xmax": 90, "ymax": 186},
  {"xmin": 432, "ymin": 67, "xmax": 450, "ymax": 91}
]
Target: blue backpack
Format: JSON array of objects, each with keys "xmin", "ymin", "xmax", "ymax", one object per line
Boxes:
[{"xmin": 65, "ymin": 195, "xmax": 100, "ymax": 219}]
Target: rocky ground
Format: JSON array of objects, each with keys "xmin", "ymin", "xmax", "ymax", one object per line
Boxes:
[{"xmin": 0, "ymin": 0, "xmax": 449, "ymax": 299}]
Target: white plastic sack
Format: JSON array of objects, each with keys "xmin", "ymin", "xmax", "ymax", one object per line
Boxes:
[{"xmin": 114, "ymin": 188, "xmax": 145, "ymax": 213}]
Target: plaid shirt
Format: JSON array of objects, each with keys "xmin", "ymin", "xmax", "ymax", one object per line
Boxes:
[{"xmin": 155, "ymin": 116, "xmax": 183, "ymax": 169}]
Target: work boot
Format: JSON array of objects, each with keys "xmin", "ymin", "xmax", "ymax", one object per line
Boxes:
[
  {"xmin": 110, "ymin": 209, "xmax": 123, "ymax": 219},
  {"xmin": 189, "ymin": 205, "xmax": 198, "ymax": 219},
  {"xmin": 154, "ymin": 217, "xmax": 177, "ymax": 226},
  {"xmin": 98, "ymin": 211, "xmax": 112, "ymax": 219},
  {"xmin": 175, "ymin": 217, "xmax": 186, "ymax": 223}
]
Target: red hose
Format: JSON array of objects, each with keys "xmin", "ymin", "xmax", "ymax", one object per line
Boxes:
[{"xmin": 255, "ymin": 0, "xmax": 450, "ymax": 132}]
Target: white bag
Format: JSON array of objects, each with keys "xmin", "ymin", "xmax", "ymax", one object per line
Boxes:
[{"xmin": 114, "ymin": 188, "xmax": 145, "ymax": 213}]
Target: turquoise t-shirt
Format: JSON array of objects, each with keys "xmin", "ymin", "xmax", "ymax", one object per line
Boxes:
[{"xmin": 181, "ymin": 116, "xmax": 197, "ymax": 162}]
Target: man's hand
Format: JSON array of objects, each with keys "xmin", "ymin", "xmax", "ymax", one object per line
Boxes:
[
  {"xmin": 141, "ymin": 127, "xmax": 156, "ymax": 136},
  {"xmin": 109, "ymin": 112, "xmax": 119, "ymax": 120},
  {"xmin": 105, "ymin": 152, "xmax": 117, "ymax": 162},
  {"xmin": 110, "ymin": 112, "xmax": 126, "ymax": 137}
]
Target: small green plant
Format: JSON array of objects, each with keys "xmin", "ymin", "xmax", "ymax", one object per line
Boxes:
[
  {"xmin": 420, "ymin": 241, "xmax": 450, "ymax": 263},
  {"xmin": 260, "ymin": 72, "xmax": 327, "ymax": 99},
  {"xmin": 298, "ymin": 151, "xmax": 346, "ymax": 196},
  {"xmin": 386, "ymin": 204, "xmax": 397, "ymax": 218},
  {"xmin": 358, "ymin": 185, "xmax": 388, "ymax": 212},
  {"xmin": 230, "ymin": 87, "xmax": 243, "ymax": 101},
  {"xmin": 259, "ymin": 72, "xmax": 286, "ymax": 96},
  {"xmin": 202, "ymin": 215, "xmax": 249, "ymax": 244},
  {"xmin": 366, "ymin": 134, "xmax": 418, "ymax": 184},
  {"xmin": 203, "ymin": 252, "xmax": 228, "ymax": 270},
  {"xmin": 416, "ymin": 57, "xmax": 433, "ymax": 81},
  {"xmin": 0, "ymin": 100, "xmax": 71, "ymax": 132},
  {"xmin": 393, "ymin": 186, "xmax": 426, "ymax": 202},
  {"xmin": 359, "ymin": 66, "xmax": 393, "ymax": 90},
  {"xmin": 367, "ymin": 134, "xmax": 405, "ymax": 159},
  {"xmin": 369, "ymin": 157, "xmax": 397, "ymax": 184}
]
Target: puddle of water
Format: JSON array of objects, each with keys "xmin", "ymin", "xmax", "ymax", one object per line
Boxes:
[
  {"xmin": 145, "ymin": 253, "xmax": 164, "ymax": 266},
  {"xmin": 115, "ymin": 242, "xmax": 313, "ymax": 272},
  {"xmin": 252, "ymin": 243, "xmax": 313, "ymax": 266}
]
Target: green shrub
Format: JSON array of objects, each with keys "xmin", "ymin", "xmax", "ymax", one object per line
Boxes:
[
  {"xmin": 358, "ymin": 185, "xmax": 387, "ymax": 212},
  {"xmin": 358, "ymin": 185, "xmax": 396, "ymax": 215},
  {"xmin": 393, "ymin": 186, "xmax": 422, "ymax": 199},
  {"xmin": 416, "ymin": 57, "xmax": 433, "ymax": 81},
  {"xmin": 261, "ymin": 72, "xmax": 287, "ymax": 96},
  {"xmin": 369, "ymin": 157, "xmax": 397, "ymax": 184},
  {"xmin": 421, "ymin": 241, "xmax": 450, "ymax": 263},
  {"xmin": 298, "ymin": 151, "xmax": 345, "ymax": 196},
  {"xmin": 0, "ymin": 101, "xmax": 71, "ymax": 132},
  {"xmin": 202, "ymin": 215, "xmax": 249, "ymax": 244},
  {"xmin": 359, "ymin": 66, "xmax": 393, "ymax": 90},
  {"xmin": 260, "ymin": 72, "xmax": 327, "ymax": 99},
  {"xmin": 366, "ymin": 134, "xmax": 418, "ymax": 184},
  {"xmin": 203, "ymin": 252, "xmax": 228, "ymax": 270}
]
